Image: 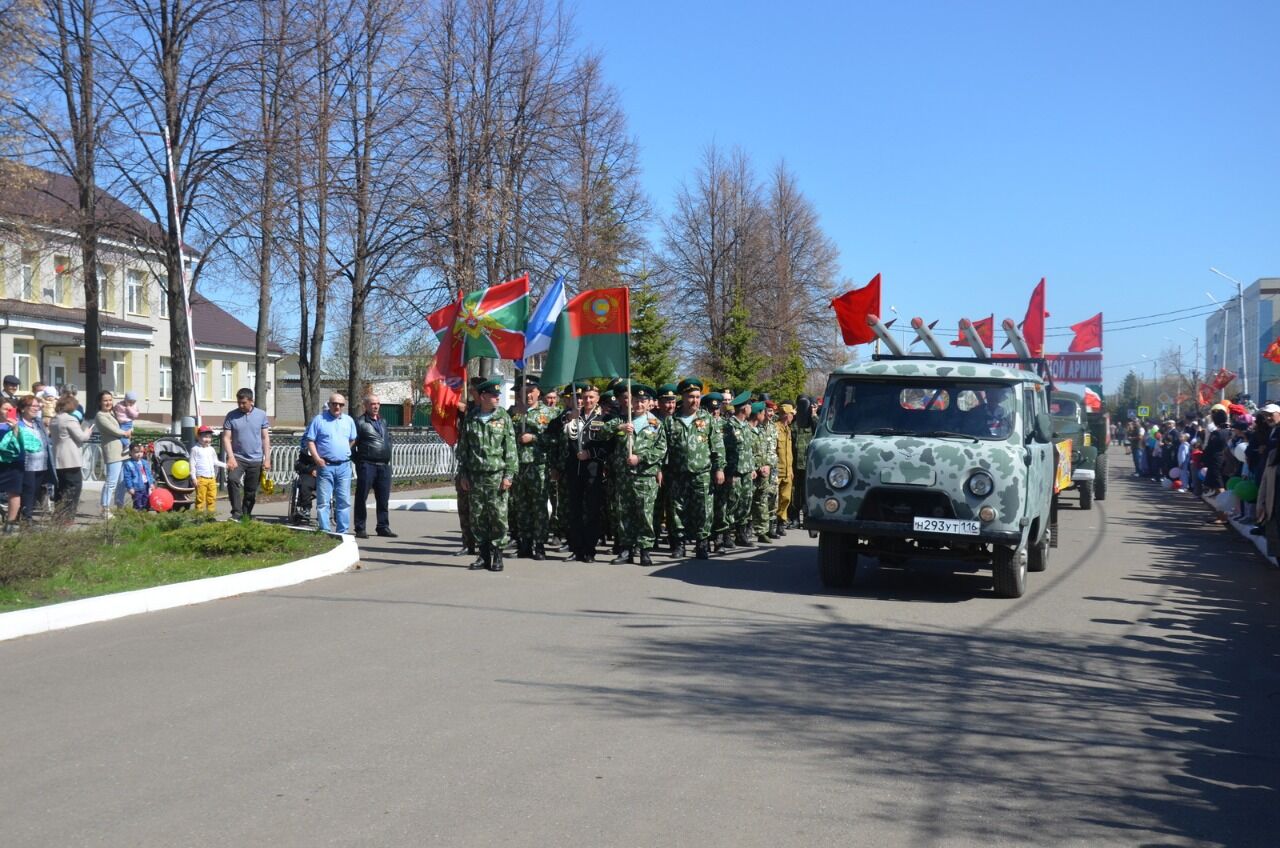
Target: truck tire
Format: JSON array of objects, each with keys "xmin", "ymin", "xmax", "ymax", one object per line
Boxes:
[
  {"xmin": 1094, "ymin": 454, "xmax": 1108, "ymax": 501},
  {"xmin": 1049, "ymin": 496, "xmax": 1060, "ymax": 548},
  {"xmin": 1028, "ymin": 525, "xmax": 1050, "ymax": 573},
  {"xmin": 1078, "ymin": 481, "xmax": 1094, "ymax": 510},
  {"xmin": 992, "ymin": 544, "xmax": 1027, "ymax": 598},
  {"xmin": 818, "ymin": 532, "xmax": 856, "ymax": 589}
]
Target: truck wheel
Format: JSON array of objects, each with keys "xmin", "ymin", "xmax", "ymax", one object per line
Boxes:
[
  {"xmin": 1049, "ymin": 497, "xmax": 1060, "ymax": 548},
  {"xmin": 1095, "ymin": 455, "xmax": 1108, "ymax": 501},
  {"xmin": 818, "ymin": 532, "xmax": 857, "ymax": 589},
  {"xmin": 992, "ymin": 545, "xmax": 1027, "ymax": 598},
  {"xmin": 1028, "ymin": 526, "xmax": 1050, "ymax": 573},
  {"xmin": 1079, "ymin": 481, "xmax": 1094, "ymax": 510}
]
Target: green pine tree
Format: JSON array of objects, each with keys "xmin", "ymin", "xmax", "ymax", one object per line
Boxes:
[
  {"xmin": 718, "ymin": 291, "xmax": 768, "ymax": 391},
  {"xmin": 762, "ymin": 339, "xmax": 808, "ymax": 402},
  {"xmin": 630, "ymin": 284, "xmax": 677, "ymax": 387}
]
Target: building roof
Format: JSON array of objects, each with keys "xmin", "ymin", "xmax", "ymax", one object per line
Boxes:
[
  {"xmin": 0, "ymin": 297, "xmax": 152, "ymax": 333},
  {"xmin": 191, "ymin": 292, "xmax": 284, "ymax": 354},
  {"xmin": 0, "ymin": 163, "xmax": 197, "ymax": 255}
]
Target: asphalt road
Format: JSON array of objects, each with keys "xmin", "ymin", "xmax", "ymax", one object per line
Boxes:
[{"xmin": 4, "ymin": 454, "xmax": 1280, "ymax": 847}]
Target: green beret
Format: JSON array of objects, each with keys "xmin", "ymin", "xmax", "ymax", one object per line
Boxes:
[
  {"xmin": 750, "ymin": 401, "xmax": 765, "ymax": 415},
  {"xmin": 732, "ymin": 390, "xmax": 753, "ymax": 408},
  {"xmin": 657, "ymin": 383, "xmax": 678, "ymax": 401},
  {"xmin": 677, "ymin": 377, "xmax": 704, "ymax": 394},
  {"xmin": 475, "ymin": 377, "xmax": 502, "ymax": 394}
]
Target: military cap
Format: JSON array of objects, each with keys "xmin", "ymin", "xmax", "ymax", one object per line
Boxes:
[
  {"xmin": 475, "ymin": 377, "xmax": 502, "ymax": 394},
  {"xmin": 514, "ymin": 373, "xmax": 540, "ymax": 389},
  {"xmin": 750, "ymin": 401, "xmax": 765, "ymax": 415},
  {"xmin": 468, "ymin": 376, "xmax": 487, "ymax": 388},
  {"xmin": 781, "ymin": 403, "xmax": 796, "ymax": 415},
  {"xmin": 606, "ymin": 378, "xmax": 623, "ymax": 392},
  {"xmin": 630, "ymin": 383, "xmax": 656, "ymax": 399},
  {"xmin": 700, "ymin": 394, "xmax": 721, "ymax": 410},
  {"xmin": 677, "ymin": 377, "xmax": 704, "ymax": 394},
  {"xmin": 612, "ymin": 382, "xmax": 634, "ymax": 399},
  {"xmin": 657, "ymin": 383, "xmax": 678, "ymax": 401},
  {"xmin": 732, "ymin": 390, "xmax": 753, "ymax": 408}
]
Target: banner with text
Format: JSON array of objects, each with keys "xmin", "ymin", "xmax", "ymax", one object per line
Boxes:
[{"xmin": 1045, "ymin": 353, "xmax": 1102, "ymax": 384}]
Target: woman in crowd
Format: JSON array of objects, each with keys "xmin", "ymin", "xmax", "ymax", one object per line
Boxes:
[
  {"xmin": 16, "ymin": 394, "xmax": 54, "ymax": 522},
  {"xmin": 48, "ymin": 394, "xmax": 94, "ymax": 525},
  {"xmin": 94, "ymin": 390, "xmax": 129, "ymax": 519},
  {"xmin": 0, "ymin": 398, "xmax": 24, "ymax": 532}
]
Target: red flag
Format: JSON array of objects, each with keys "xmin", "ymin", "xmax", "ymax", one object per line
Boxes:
[
  {"xmin": 1198, "ymin": 383, "xmax": 1215, "ymax": 406},
  {"xmin": 950, "ymin": 315, "xmax": 994, "ymax": 347},
  {"xmin": 1265, "ymin": 337, "xmax": 1280, "ymax": 364},
  {"xmin": 1068, "ymin": 312, "xmax": 1103, "ymax": 353},
  {"xmin": 1083, "ymin": 387, "xmax": 1102, "ymax": 411},
  {"xmin": 1210, "ymin": 367, "xmax": 1236, "ymax": 391},
  {"xmin": 831, "ymin": 274, "xmax": 881, "ymax": 345},
  {"xmin": 424, "ymin": 372, "xmax": 463, "ymax": 446},
  {"xmin": 425, "ymin": 299, "xmax": 464, "ymax": 383},
  {"xmin": 1021, "ymin": 277, "xmax": 1048, "ymax": 357}
]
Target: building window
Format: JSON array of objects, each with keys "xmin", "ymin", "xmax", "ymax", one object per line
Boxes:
[
  {"xmin": 195, "ymin": 359, "xmax": 210, "ymax": 401},
  {"xmin": 97, "ymin": 265, "xmax": 114, "ymax": 312},
  {"xmin": 159, "ymin": 357, "xmax": 172, "ymax": 400},
  {"xmin": 48, "ymin": 361, "xmax": 66, "ymax": 390},
  {"xmin": 12, "ymin": 339, "xmax": 31, "ymax": 388},
  {"xmin": 221, "ymin": 362, "xmax": 235, "ymax": 400},
  {"xmin": 113, "ymin": 358, "xmax": 128, "ymax": 394},
  {"xmin": 52, "ymin": 255, "xmax": 73, "ymax": 305},
  {"xmin": 21, "ymin": 251, "xmax": 36, "ymax": 301},
  {"xmin": 157, "ymin": 275, "xmax": 169, "ymax": 318},
  {"xmin": 126, "ymin": 269, "xmax": 145, "ymax": 315}
]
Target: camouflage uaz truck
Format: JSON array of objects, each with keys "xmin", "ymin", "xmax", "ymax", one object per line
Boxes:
[
  {"xmin": 1050, "ymin": 390, "xmax": 1099, "ymax": 509},
  {"xmin": 805, "ymin": 358, "xmax": 1057, "ymax": 598}
]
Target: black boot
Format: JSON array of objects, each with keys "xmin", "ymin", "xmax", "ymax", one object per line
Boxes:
[
  {"xmin": 639, "ymin": 548, "xmax": 654, "ymax": 566},
  {"xmin": 456, "ymin": 541, "xmax": 475, "ymax": 557},
  {"xmin": 517, "ymin": 539, "xmax": 533, "ymax": 558},
  {"xmin": 756, "ymin": 531, "xmax": 773, "ymax": 544},
  {"xmin": 532, "ymin": 542, "xmax": 547, "ymax": 561},
  {"xmin": 669, "ymin": 537, "xmax": 681, "ymax": 558},
  {"xmin": 721, "ymin": 530, "xmax": 736, "ymax": 550},
  {"xmin": 611, "ymin": 547, "xmax": 633, "ymax": 564},
  {"xmin": 694, "ymin": 539, "xmax": 709, "ymax": 560},
  {"xmin": 469, "ymin": 543, "xmax": 489, "ymax": 570},
  {"xmin": 489, "ymin": 547, "xmax": 504, "ymax": 572},
  {"xmin": 735, "ymin": 527, "xmax": 754, "ymax": 548},
  {"xmin": 770, "ymin": 521, "xmax": 784, "ymax": 539}
]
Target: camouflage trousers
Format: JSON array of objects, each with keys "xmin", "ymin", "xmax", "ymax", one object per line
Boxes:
[
  {"xmin": 669, "ymin": 470, "xmax": 712, "ymax": 542},
  {"xmin": 512, "ymin": 461, "xmax": 549, "ymax": 544},
  {"xmin": 752, "ymin": 473, "xmax": 779, "ymax": 535},
  {"xmin": 455, "ymin": 473, "xmax": 472, "ymax": 546},
  {"xmin": 616, "ymin": 474, "xmax": 660, "ymax": 549},
  {"xmin": 712, "ymin": 476, "xmax": 729, "ymax": 535},
  {"xmin": 466, "ymin": 471, "xmax": 510, "ymax": 547},
  {"xmin": 727, "ymin": 473, "xmax": 755, "ymax": 530}
]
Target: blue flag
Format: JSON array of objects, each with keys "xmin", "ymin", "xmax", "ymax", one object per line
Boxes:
[{"xmin": 516, "ymin": 274, "xmax": 567, "ymax": 370}]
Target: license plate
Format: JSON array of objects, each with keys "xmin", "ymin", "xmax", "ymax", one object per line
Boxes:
[{"xmin": 912, "ymin": 517, "xmax": 980, "ymax": 536}]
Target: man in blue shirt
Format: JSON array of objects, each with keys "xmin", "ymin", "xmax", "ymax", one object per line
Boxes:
[{"xmin": 304, "ymin": 393, "xmax": 358, "ymax": 534}]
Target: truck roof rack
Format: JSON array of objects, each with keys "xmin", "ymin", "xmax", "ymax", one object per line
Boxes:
[{"xmin": 868, "ymin": 353, "xmax": 1054, "ymax": 383}]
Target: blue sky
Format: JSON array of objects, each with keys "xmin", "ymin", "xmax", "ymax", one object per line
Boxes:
[{"xmin": 573, "ymin": 0, "xmax": 1280, "ymax": 391}]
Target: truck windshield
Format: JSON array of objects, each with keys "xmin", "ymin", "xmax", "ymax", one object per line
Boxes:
[
  {"xmin": 1050, "ymin": 399, "xmax": 1079, "ymax": 417},
  {"xmin": 825, "ymin": 379, "xmax": 1019, "ymax": 440}
]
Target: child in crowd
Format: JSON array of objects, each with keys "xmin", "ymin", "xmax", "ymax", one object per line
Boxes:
[
  {"xmin": 190, "ymin": 425, "xmax": 225, "ymax": 515},
  {"xmin": 113, "ymin": 391, "xmax": 139, "ymax": 449},
  {"xmin": 122, "ymin": 442, "xmax": 153, "ymax": 510}
]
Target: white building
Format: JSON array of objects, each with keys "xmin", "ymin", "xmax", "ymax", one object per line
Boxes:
[
  {"xmin": 1204, "ymin": 276, "xmax": 1280, "ymax": 404},
  {"xmin": 0, "ymin": 165, "xmax": 281, "ymax": 424}
]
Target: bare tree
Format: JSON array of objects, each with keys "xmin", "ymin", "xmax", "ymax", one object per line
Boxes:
[{"xmin": 100, "ymin": 0, "xmax": 246, "ymax": 424}]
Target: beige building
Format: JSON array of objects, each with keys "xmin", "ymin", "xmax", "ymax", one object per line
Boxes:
[{"xmin": 0, "ymin": 166, "xmax": 281, "ymax": 424}]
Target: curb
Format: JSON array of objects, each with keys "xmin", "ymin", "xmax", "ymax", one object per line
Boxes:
[
  {"xmin": 0, "ymin": 534, "xmax": 360, "ymax": 643},
  {"xmin": 388, "ymin": 498, "xmax": 458, "ymax": 513},
  {"xmin": 1198, "ymin": 492, "xmax": 1272, "ymax": 560}
]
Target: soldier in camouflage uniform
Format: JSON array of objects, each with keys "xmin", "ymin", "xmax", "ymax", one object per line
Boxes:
[
  {"xmin": 663, "ymin": 378, "xmax": 725, "ymax": 560},
  {"xmin": 790, "ymin": 396, "xmax": 816, "ymax": 527},
  {"xmin": 453, "ymin": 377, "xmax": 483, "ymax": 557},
  {"xmin": 722, "ymin": 391, "xmax": 759, "ymax": 548},
  {"xmin": 750, "ymin": 401, "xmax": 778, "ymax": 544},
  {"xmin": 702, "ymin": 392, "xmax": 729, "ymax": 551},
  {"xmin": 652, "ymin": 383, "xmax": 678, "ymax": 548},
  {"xmin": 511, "ymin": 374, "xmax": 554, "ymax": 560},
  {"xmin": 456, "ymin": 377, "xmax": 518, "ymax": 572},
  {"xmin": 607, "ymin": 383, "xmax": 667, "ymax": 565}
]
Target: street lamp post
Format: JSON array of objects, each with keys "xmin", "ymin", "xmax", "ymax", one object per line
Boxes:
[{"xmin": 1210, "ymin": 267, "xmax": 1249, "ymax": 399}]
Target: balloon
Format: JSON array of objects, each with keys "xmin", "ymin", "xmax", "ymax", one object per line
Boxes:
[
  {"xmin": 149, "ymin": 488, "xmax": 174, "ymax": 512},
  {"xmin": 1199, "ymin": 467, "xmax": 1208, "ymax": 481},
  {"xmin": 171, "ymin": 459, "xmax": 191, "ymax": 480},
  {"xmin": 1236, "ymin": 480, "xmax": 1259, "ymax": 503},
  {"xmin": 1169, "ymin": 468, "xmax": 1182, "ymax": 480},
  {"xmin": 1172, "ymin": 479, "xmax": 1183, "ymax": 490},
  {"xmin": 1232, "ymin": 442, "xmax": 1248, "ymax": 463},
  {"xmin": 1227, "ymin": 476, "xmax": 1243, "ymax": 492}
]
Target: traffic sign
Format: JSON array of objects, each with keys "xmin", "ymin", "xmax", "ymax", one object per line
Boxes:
[{"xmin": 1137, "ymin": 405, "xmax": 1151, "ymax": 418}]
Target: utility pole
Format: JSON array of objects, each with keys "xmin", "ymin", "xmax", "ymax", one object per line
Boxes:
[{"xmin": 1211, "ymin": 268, "xmax": 1249, "ymax": 399}]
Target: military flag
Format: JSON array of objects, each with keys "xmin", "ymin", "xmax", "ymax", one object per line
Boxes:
[
  {"xmin": 1020, "ymin": 277, "xmax": 1049, "ymax": 357},
  {"xmin": 541, "ymin": 287, "xmax": 631, "ymax": 386},
  {"xmin": 1068, "ymin": 312, "xmax": 1103, "ymax": 353},
  {"xmin": 831, "ymin": 273, "xmax": 881, "ymax": 345}
]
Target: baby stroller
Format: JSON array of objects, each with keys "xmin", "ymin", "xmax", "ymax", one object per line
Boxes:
[{"xmin": 152, "ymin": 436, "xmax": 196, "ymax": 511}]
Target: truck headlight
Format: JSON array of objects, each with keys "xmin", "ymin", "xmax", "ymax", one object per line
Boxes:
[
  {"xmin": 826, "ymin": 465, "xmax": 852, "ymax": 490},
  {"xmin": 966, "ymin": 470, "xmax": 994, "ymax": 497}
]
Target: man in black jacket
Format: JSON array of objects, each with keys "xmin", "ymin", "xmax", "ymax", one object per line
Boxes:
[{"xmin": 353, "ymin": 394, "xmax": 396, "ymax": 539}]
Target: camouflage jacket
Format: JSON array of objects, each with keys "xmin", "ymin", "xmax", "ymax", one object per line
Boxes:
[
  {"xmin": 755, "ymin": 418, "xmax": 779, "ymax": 469},
  {"xmin": 512, "ymin": 402, "xmax": 555, "ymax": 465},
  {"xmin": 792, "ymin": 421, "xmax": 814, "ymax": 471},
  {"xmin": 664, "ymin": 409, "xmax": 724, "ymax": 475},
  {"xmin": 606, "ymin": 413, "xmax": 668, "ymax": 478},
  {"xmin": 457, "ymin": 406, "xmax": 518, "ymax": 479},
  {"xmin": 722, "ymin": 415, "xmax": 757, "ymax": 476}
]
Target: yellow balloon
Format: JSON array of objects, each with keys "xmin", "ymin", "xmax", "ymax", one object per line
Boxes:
[{"xmin": 171, "ymin": 459, "xmax": 191, "ymax": 480}]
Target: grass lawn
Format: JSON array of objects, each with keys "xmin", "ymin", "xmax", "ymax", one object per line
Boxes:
[{"xmin": 0, "ymin": 512, "xmax": 339, "ymax": 613}]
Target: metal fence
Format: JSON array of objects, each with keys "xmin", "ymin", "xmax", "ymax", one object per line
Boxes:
[{"xmin": 81, "ymin": 429, "xmax": 457, "ymax": 487}]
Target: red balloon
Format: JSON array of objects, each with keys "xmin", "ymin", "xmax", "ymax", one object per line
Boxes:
[{"xmin": 149, "ymin": 488, "xmax": 175, "ymax": 512}]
